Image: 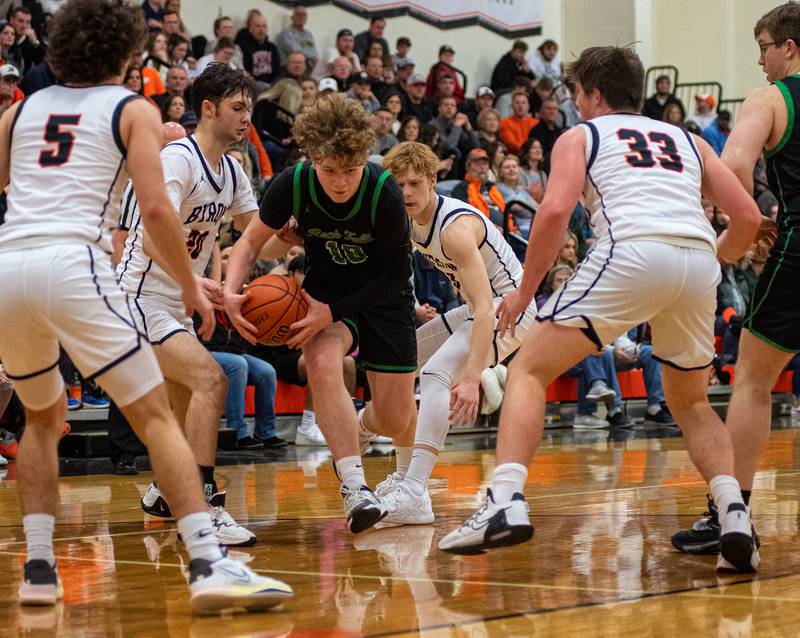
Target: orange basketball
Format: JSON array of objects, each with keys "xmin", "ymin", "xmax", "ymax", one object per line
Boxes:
[{"xmin": 241, "ymin": 274, "xmax": 308, "ymax": 346}]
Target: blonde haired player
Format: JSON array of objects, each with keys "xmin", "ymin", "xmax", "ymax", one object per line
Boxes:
[{"xmin": 377, "ymin": 141, "xmax": 537, "ymax": 525}]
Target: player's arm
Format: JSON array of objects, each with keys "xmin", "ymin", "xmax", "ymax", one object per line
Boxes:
[
  {"xmin": 121, "ymin": 98, "xmax": 215, "ymax": 339},
  {"xmin": 720, "ymin": 86, "xmax": 775, "ymax": 194},
  {"xmin": 497, "ymin": 125, "xmax": 587, "ymax": 335},
  {"xmin": 0, "ymin": 101, "xmax": 22, "ymax": 190},
  {"xmin": 440, "ymin": 216, "xmax": 495, "ymax": 425},
  {"xmin": 696, "ymin": 135, "xmax": 762, "ymax": 265}
]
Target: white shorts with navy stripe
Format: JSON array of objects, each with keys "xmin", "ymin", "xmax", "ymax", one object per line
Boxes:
[
  {"xmin": 538, "ymin": 239, "xmax": 720, "ymax": 370},
  {"xmin": 0, "ymin": 244, "xmax": 163, "ymax": 409},
  {"xmin": 132, "ymin": 294, "xmax": 195, "ymax": 345},
  {"xmin": 417, "ymin": 296, "xmax": 538, "ymax": 371}
]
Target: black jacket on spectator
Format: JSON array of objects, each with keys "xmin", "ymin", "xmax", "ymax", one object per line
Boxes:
[
  {"xmin": 641, "ymin": 94, "xmax": 684, "ymax": 120},
  {"xmin": 370, "ymin": 78, "xmax": 390, "ymax": 103},
  {"xmin": 17, "ymin": 36, "xmax": 44, "ymax": 75},
  {"xmin": 404, "ymin": 98, "xmax": 435, "ymax": 124},
  {"xmin": 528, "ymin": 120, "xmax": 565, "ymax": 172},
  {"xmin": 20, "ymin": 62, "xmax": 54, "ymax": 95},
  {"xmin": 354, "ymin": 31, "xmax": 389, "ymax": 62},
  {"xmin": 490, "ymin": 52, "xmax": 535, "ymax": 93},
  {"xmin": 238, "ymin": 31, "xmax": 281, "ymax": 84}
]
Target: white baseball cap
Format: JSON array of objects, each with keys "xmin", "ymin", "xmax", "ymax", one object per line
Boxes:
[
  {"xmin": 318, "ymin": 77, "xmax": 338, "ymax": 93},
  {"xmin": 0, "ymin": 64, "xmax": 19, "ymax": 79}
]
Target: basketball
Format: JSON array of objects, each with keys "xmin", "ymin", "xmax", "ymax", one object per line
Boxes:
[{"xmin": 241, "ymin": 274, "xmax": 308, "ymax": 346}]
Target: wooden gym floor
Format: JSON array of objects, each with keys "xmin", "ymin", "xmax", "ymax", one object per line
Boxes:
[{"xmin": 0, "ymin": 422, "xmax": 799, "ymax": 637}]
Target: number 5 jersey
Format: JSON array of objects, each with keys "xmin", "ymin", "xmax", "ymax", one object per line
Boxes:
[{"xmin": 117, "ymin": 134, "xmax": 256, "ymax": 306}]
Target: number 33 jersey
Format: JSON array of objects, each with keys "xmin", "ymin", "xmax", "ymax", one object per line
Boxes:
[
  {"xmin": 117, "ymin": 134, "xmax": 256, "ymax": 304},
  {"xmin": 0, "ymin": 85, "xmax": 138, "ymax": 253},
  {"xmin": 580, "ymin": 114, "xmax": 716, "ymax": 250}
]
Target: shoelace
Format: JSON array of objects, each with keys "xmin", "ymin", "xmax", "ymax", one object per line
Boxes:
[
  {"xmin": 210, "ymin": 506, "xmax": 237, "ymax": 528},
  {"xmin": 461, "ymin": 500, "xmax": 490, "ymax": 530}
]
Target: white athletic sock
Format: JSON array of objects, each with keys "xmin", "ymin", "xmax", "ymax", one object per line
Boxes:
[
  {"xmin": 299, "ymin": 410, "xmax": 316, "ymax": 431},
  {"xmin": 647, "ymin": 403, "xmax": 661, "ymax": 416},
  {"xmin": 491, "ymin": 463, "xmax": 528, "ymax": 504},
  {"xmin": 178, "ymin": 511, "xmax": 224, "ymax": 563},
  {"xmin": 395, "ymin": 446, "xmax": 412, "ymax": 478},
  {"xmin": 336, "ymin": 455, "xmax": 366, "ymax": 491},
  {"xmin": 23, "ymin": 514, "xmax": 55, "ymax": 566},
  {"xmin": 404, "ymin": 448, "xmax": 437, "ymax": 495},
  {"xmin": 709, "ymin": 474, "xmax": 744, "ymax": 522}
]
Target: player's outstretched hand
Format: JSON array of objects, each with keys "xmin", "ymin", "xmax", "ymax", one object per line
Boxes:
[
  {"xmin": 287, "ymin": 292, "xmax": 332, "ymax": 349},
  {"xmin": 183, "ymin": 282, "xmax": 216, "ymax": 342},
  {"xmin": 496, "ymin": 289, "xmax": 530, "ymax": 338},
  {"xmin": 755, "ymin": 215, "xmax": 778, "ymax": 253},
  {"xmin": 223, "ymin": 289, "xmax": 258, "ymax": 345},
  {"xmin": 276, "ymin": 217, "xmax": 303, "ymax": 246},
  {"xmin": 449, "ymin": 379, "xmax": 480, "ymax": 426},
  {"xmin": 197, "ymin": 276, "xmax": 224, "ymax": 309}
]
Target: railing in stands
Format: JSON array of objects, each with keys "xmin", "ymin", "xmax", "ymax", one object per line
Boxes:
[
  {"xmin": 719, "ymin": 98, "xmax": 745, "ymax": 122},
  {"xmin": 674, "ymin": 81, "xmax": 724, "ymax": 115},
  {"xmin": 644, "ymin": 65, "xmax": 679, "ymax": 98}
]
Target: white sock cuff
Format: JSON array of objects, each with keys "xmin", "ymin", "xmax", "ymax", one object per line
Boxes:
[
  {"xmin": 493, "ymin": 462, "xmax": 528, "ymax": 482},
  {"xmin": 709, "ymin": 475, "xmax": 739, "ymax": 492},
  {"xmin": 177, "ymin": 511, "xmax": 214, "ymax": 537},
  {"xmin": 23, "ymin": 513, "xmax": 55, "ymax": 531}
]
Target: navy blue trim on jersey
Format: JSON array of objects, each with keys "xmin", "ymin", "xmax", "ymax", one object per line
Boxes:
[
  {"xmin": 533, "ymin": 313, "xmax": 604, "ymax": 349},
  {"xmin": 583, "ymin": 121, "xmax": 600, "ymax": 172},
  {"xmin": 440, "ymin": 311, "xmax": 453, "ymax": 335},
  {"xmin": 484, "ymin": 238, "xmax": 519, "ymax": 289},
  {"xmin": 187, "ymin": 135, "xmax": 223, "ymax": 194},
  {"xmin": 416, "ymin": 195, "xmax": 445, "ymax": 248},
  {"xmin": 85, "ymin": 341, "xmax": 143, "ymax": 381},
  {"xmin": 87, "ymin": 246, "xmax": 136, "ymax": 331},
  {"xmin": 8, "ymin": 94, "xmax": 31, "ymax": 146},
  {"xmin": 652, "ymin": 354, "xmax": 712, "ymax": 372},
  {"xmin": 133, "ymin": 259, "xmax": 154, "ymax": 335},
  {"xmin": 111, "ymin": 94, "xmax": 141, "ymax": 158},
  {"xmin": 117, "ymin": 207, "xmax": 142, "ymax": 283},
  {"xmin": 682, "ymin": 129, "xmax": 703, "ymax": 174},
  {"xmin": 151, "ymin": 328, "xmax": 190, "ymax": 345},
  {"xmin": 224, "ymin": 155, "xmax": 237, "ymax": 194},
  {"xmin": 96, "ymin": 158, "xmax": 124, "ymax": 244},
  {"xmin": 119, "ymin": 185, "xmax": 136, "ymax": 231},
  {"xmin": 439, "ymin": 208, "xmax": 486, "ymax": 261},
  {"xmin": 5, "ymin": 358, "xmax": 59, "ymax": 381}
]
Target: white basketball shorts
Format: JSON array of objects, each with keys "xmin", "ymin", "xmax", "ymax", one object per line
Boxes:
[
  {"xmin": 0, "ymin": 244, "xmax": 163, "ymax": 409},
  {"xmin": 537, "ymin": 239, "xmax": 720, "ymax": 370},
  {"xmin": 131, "ymin": 295, "xmax": 195, "ymax": 345}
]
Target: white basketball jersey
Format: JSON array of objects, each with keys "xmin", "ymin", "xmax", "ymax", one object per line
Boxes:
[
  {"xmin": 0, "ymin": 85, "xmax": 137, "ymax": 253},
  {"xmin": 116, "ymin": 135, "xmax": 256, "ymax": 303},
  {"xmin": 411, "ymin": 195, "xmax": 523, "ymax": 299},
  {"xmin": 580, "ymin": 113, "xmax": 716, "ymax": 250}
]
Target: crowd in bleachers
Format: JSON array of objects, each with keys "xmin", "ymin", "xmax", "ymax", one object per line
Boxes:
[{"xmin": 0, "ymin": 1, "xmax": 797, "ymax": 470}]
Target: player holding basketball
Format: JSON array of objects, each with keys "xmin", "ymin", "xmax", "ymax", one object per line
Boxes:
[
  {"xmin": 117, "ymin": 63, "xmax": 260, "ymax": 546},
  {"xmin": 0, "ymin": 0, "xmax": 290, "ymax": 613},
  {"xmin": 672, "ymin": 2, "xmax": 799, "ymax": 558},
  {"xmin": 374, "ymin": 141, "xmax": 537, "ymax": 525},
  {"xmin": 440, "ymin": 46, "xmax": 763, "ymax": 574},
  {"xmin": 224, "ymin": 95, "xmax": 417, "ymax": 534}
]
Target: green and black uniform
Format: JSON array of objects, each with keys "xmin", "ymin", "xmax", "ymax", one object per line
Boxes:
[
  {"xmin": 745, "ymin": 74, "xmax": 800, "ymax": 352},
  {"xmin": 259, "ymin": 160, "xmax": 417, "ymax": 372}
]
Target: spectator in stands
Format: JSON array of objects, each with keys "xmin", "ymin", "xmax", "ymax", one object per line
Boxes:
[
  {"xmin": 431, "ymin": 95, "xmax": 478, "ymax": 164},
  {"xmin": 238, "ymin": 11, "xmax": 280, "ymax": 89},
  {"xmin": 702, "ymin": 108, "xmax": 732, "ymax": 156},
  {"xmin": 313, "ymin": 28, "xmax": 360, "ymax": 79},
  {"xmin": 426, "ymin": 44, "xmax": 464, "ymax": 104},
  {"xmin": 192, "ymin": 36, "xmax": 236, "ymax": 78},
  {"xmin": 403, "ymin": 72, "xmax": 434, "ymax": 123},
  {"xmin": 529, "ymin": 75, "xmax": 553, "ymax": 115},
  {"xmin": 463, "ymin": 86, "xmax": 495, "ymax": 129},
  {"xmin": 519, "ymin": 138, "xmax": 547, "ymax": 204},
  {"xmin": 0, "ymin": 23, "xmax": 20, "ymax": 71},
  {"xmin": 205, "ymin": 16, "xmax": 244, "ymax": 68},
  {"xmin": 151, "ymin": 65, "xmax": 192, "ymax": 113},
  {"xmin": 662, "ymin": 102, "xmax": 686, "ymax": 127},
  {"xmin": 207, "ymin": 312, "xmax": 284, "ymax": 449},
  {"xmin": 642, "ymin": 74, "xmax": 684, "ymax": 120},
  {"xmin": 398, "ymin": 115, "xmax": 420, "ymax": 142},
  {"xmin": 123, "ymin": 65, "xmax": 144, "ymax": 94},
  {"xmin": 371, "ymin": 107, "xmax": 398, "ymax": 155},
  {"xmin": 281, "ymin": 50, "xmax": 307, "ymax": 83},
  {"xmin": 491, "ymin": 40, "xmax": 535, "ymax": 93},
  {"xmin": 0, "ymin": 64, "xmax": 22, "ymax": 116},
  {"xmin": 394, "ymin": 57, "xmax": 415, "ymax": 93},
  {"xmin": 364, "ymin": 54, "xmax": 389, "ymax": 102},
  {"xmin": 391, "ymin": 36, "xmax": 411, "ymax": 73},
  {"xmin": 320, "ymin": 57, "xmax": 348, "ymax": 92},
  {"xmin": 382, "ymin": 90, "xmax": 403, "ymax": 134},
  {"xmin": 275, "ymin": 5, "xmax": 317, "ymax": 70},
  {"xmin": 160, "ymin": 93, "xmax": 185, "ymax": 123},
  {"xmin": 143, "ymin": 30, "xmax": 170, "ymax": 84},
  {"xmin": 557, "ymin": 231, "xmax": 579, "ymax": 268},
  {"xmin": 496, "ymin": 155, "xmax": 537, "ymax": 237},
  {"xmin": 686, "ymin": 94, "xmax": 716, "ymax": 130},
  {"xmin": 141, "ymin": 0, "xmax": 164, "ymax": 30},
  {"xmin": 167, "ymin": 33, "xmax": 193, "ymax": 75},
  {"xmin": 476, "ymin": 106, "xmax": 501, "ymax": 145},
  {"xmin": 270, "ymin": 244, "xmax": 305, "ymax": 276},
  {"xmin": 300, "ymin": 77, "xmax": 318, "ymax": 109},
  {"xmin": 483, "ymin": 139, "xmax": 506, "ymax": 182},
  {"xmin": 317, "ymin": 76, "xmax": 338, "ymax": 98},
  {"xmin": 419, "ymin": 122, "xmax": 456, "ymax": 179},
  {"xmin": 7, "ymin": 7, "xmax": 40, "ymax": 75},
  {"xmin": 528, "ymin": 39, "xmax": 563, "ymax": 81},
  {"xmin": 346, "ymin": 71, "xmax": 379, "ymax": 112},
  {"xmin": 528, "ymin": 97, "xmax": 564, "ymax": 171},
  {"xmin": 161, "ymin": 9, "xmax": 181, "ymax": 35},
  {"xmin": 452, "ymin": 147, "xmax": 506, "ymax": 228},
  {"xmin": 227, "ymin": 143, "xmax": 263, "ymax": 197},
  {"xmin": 413, "ymin": 250, "xmax": 459, "ymax": 321},
  {"xmin": 355, "ymin": 15, "xmax": 389, "ymax": 62},
  {"xmin": 500, "ymin": 91, "xmax": 537, "ymax": 156}
]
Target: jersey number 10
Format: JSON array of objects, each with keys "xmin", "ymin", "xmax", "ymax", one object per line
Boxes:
[
  {"xmin": 38, "ymin": 114, "xmax": 81, "ymax": 168},
  {"xmin": 616, "ymin": 129, "xmax": 684, "ymax": 172}
]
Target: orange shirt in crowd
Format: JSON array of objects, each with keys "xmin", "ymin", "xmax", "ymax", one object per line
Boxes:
[
  {"xmin": 499, "ymin": 115, "xmax": 539, "ymax": 156},
  {"xmin": 247, "ymin": 123, "xmax": 272, "ymax": 179},
  {"xmin": 141, "ymin": 67, "xmax": 165, "ymax": 98}
]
